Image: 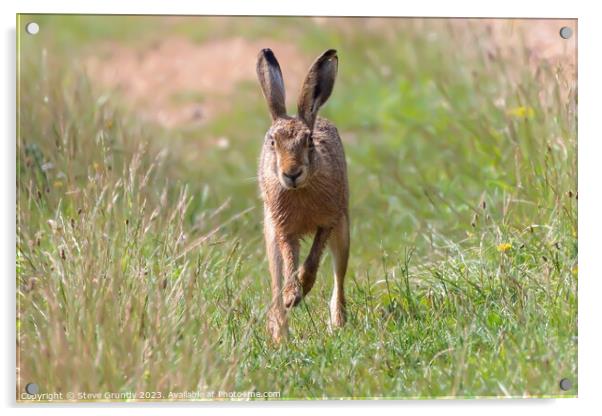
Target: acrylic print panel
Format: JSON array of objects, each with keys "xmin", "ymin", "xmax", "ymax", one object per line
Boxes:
[{"xmin": 16, "ymin": 15, "xmax": 577, "ymax": 402}]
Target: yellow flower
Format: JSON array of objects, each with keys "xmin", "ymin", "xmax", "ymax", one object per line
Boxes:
[
  {"xmin": 572, "ymin": 266, "xmax": 578, "ymax": 276},
  {"xmin": 497, "ymin": 243, "xmax": 512, "ymax": 253},
  {"xmin": 507, "ymin": 106, "xmax": 535, "ymax": 119},
  {"xmin": 53, "ymin": 181, "xmax": 63, "ymax": 188}
]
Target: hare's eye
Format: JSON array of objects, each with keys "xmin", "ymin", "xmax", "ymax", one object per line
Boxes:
[{"xmin": 270, "ymin": 140, "xmax": 275, "ymax": 147}]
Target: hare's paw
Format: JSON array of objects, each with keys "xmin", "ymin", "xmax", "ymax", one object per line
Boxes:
[
  {"xmin": 267, "ymin": 307, "xmax": 287, "ymax": 343},
  {"xmin": 298, "ymin": 265, "xmax": 317, "ymax": 296},
  {"xmin": 282, "ymin": 279, "xmax": 302, "ymax": 309},
  {"xmin": 329, "ymin": 298, "xmax": 346, "ymax": 330}
]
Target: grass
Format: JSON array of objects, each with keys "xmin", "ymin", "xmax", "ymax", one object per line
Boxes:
[{"xmin": 17, "ymin": 15, "xmax": 577, "ymax": 400}]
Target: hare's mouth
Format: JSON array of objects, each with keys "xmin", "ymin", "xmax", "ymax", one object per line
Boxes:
[{"xmin": 279, "ymin": 168, "xmax": 308, "ymax": 190}]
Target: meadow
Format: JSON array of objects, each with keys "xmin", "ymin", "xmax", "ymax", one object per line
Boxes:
[{"xmin": 16, "ymin": 16, "xmax": 577, "ymax": 399}]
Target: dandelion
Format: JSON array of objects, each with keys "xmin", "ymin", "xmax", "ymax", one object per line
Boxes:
[
  {"xmin": 507, "ymin": 106, "xmax": 535, "ymax": 119},
  {"xmin": 497, "ymin": 243, "xmax": 512, "ymax": 253},
  {"xmin": 53, "ymin": 180, "xmax": 63, "ymax": 188}
]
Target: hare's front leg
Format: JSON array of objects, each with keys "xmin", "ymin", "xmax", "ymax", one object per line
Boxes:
[
  {"xmin": 280, "ymin": 236, "xmax": 301, "ymax": 309},
  {"xmin": 328, "ymin": 215, "xmax": 350, "ymax": 329},
  {"xmin": 264, "ymin": 214, "xmax": 287, "ymax": 342},
  {"xmin": 299, "ymin": 227, "xmax": 332, "ymax": 296}
]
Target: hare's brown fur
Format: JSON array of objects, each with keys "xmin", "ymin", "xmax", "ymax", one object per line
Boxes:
[{"xmin": 256, "ymin": 48, "xmax": 349, "ymax": 342}]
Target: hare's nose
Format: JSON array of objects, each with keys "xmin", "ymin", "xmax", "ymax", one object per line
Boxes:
[{"xmin": 283, "ymin": 169, "xmax": 302, "ymax": 182}]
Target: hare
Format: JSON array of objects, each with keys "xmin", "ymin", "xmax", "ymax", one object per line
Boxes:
[{"xmin": 256, "ymin": 48, "xmax": 350, "ymax": 342}]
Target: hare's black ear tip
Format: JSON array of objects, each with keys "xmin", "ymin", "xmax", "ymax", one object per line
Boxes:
[
  {"xmin": 259, "ymin": 48, "xmax": 279, "ymax": 65},
  {"xmin": 259, "ymin": 48, "xmax": 274, "ymax": 58},
  {"xmin": 325, "ymin": 49, "xmax": 338, "ymax": 58}
]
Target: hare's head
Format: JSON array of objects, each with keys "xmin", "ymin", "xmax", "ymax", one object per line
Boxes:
[{"xmin": 257, "ymin": 48, "xmax": 338, "ymax": 190}]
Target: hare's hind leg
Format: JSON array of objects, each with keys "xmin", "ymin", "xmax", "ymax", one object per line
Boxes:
[
  {"xmin": 264, "ymin": 213, "xmax": 287, "ymax": 342},
  {"xmin": 328, "ymin": 215, "xmax": 350, "ymax": 329}
]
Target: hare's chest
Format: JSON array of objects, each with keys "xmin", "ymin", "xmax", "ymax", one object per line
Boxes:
[{"xmin": 269, "ymin": 188, "xmax": 340, "ymax": 237}]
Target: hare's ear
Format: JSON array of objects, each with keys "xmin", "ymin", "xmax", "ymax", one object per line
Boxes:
[
  {"xmin": 297, "ymin": 49, "xmax": 338, "ymax": 130},
  {"xmin": 256, "ymin": 48, "xmax": 287, "ymax": 121}
]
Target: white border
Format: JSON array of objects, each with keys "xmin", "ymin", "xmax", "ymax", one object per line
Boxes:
[{"xmin": 2, "ymin": 1, "xmax": 601, "ymax": 415}]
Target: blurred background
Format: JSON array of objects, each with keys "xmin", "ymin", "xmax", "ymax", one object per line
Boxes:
[
  {"xmin": 18, "ymin": 16, "xmax": 577, "ymax": 250},
  {"xmin": 17, "ymin": 16, "xmax": 577, "ymax": 398}
]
